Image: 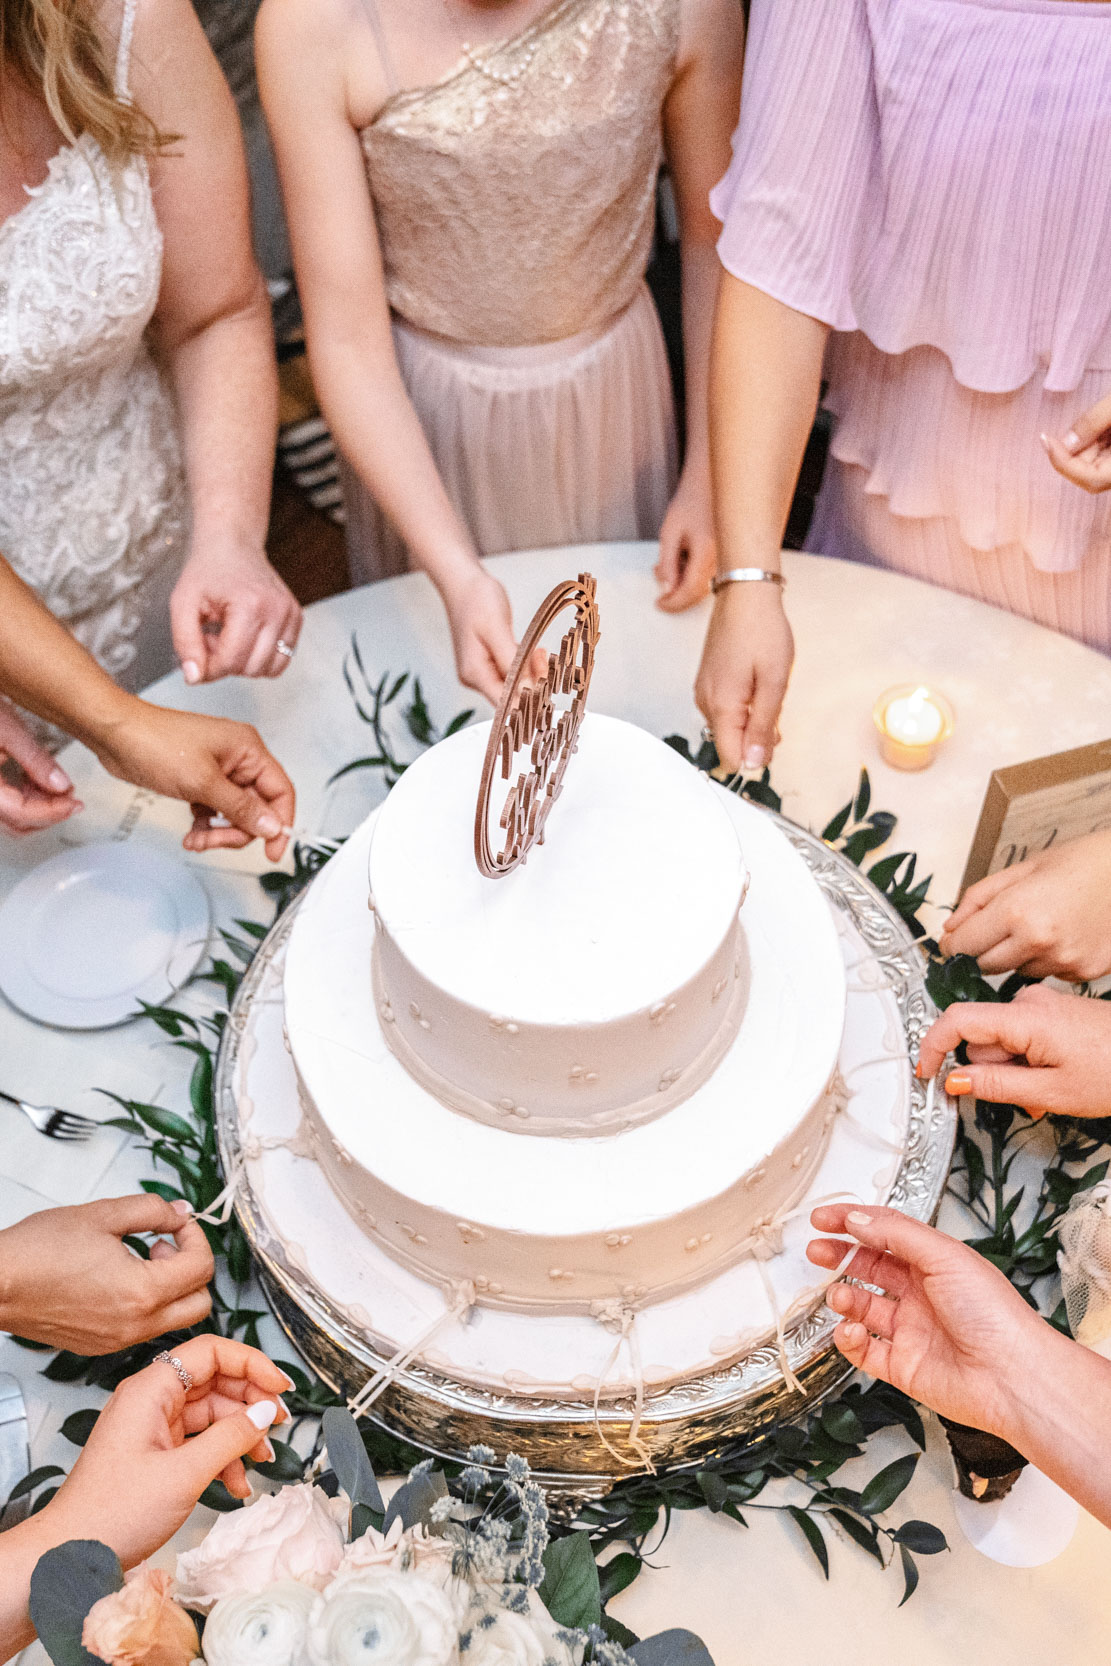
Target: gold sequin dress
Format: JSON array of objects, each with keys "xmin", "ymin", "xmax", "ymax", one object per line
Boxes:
[{"xmin": 344, "ymin": 0, "xmax": 680, "ymax": 580}]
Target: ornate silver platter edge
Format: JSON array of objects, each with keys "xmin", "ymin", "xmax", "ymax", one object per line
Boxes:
[{"xmin": 214, "ymin": 810, "xmax": 956, "ymax": 1491}]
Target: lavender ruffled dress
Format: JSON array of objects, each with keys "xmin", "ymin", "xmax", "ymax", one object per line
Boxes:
[{"xmin": 713, "ymin": 0, "xmax": 1111, "ymax": 653}]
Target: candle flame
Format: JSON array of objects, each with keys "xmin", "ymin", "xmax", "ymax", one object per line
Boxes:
[{"xmin": 907, "ymin": 685, "xmax": 931, "ymax": 714}]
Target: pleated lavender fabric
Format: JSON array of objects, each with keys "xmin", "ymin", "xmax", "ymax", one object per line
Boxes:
[{"xmin": 712, "ymin": 0, "xmax": 1111, "ymax": 648}]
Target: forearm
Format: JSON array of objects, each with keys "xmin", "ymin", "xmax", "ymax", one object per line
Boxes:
[
  {"xmin": 158, "ymin": 279, "xmax": 278, "ymax": 555},
  {"xmin": 1001, "ymin": 1325, "xmax": 1111, "ymax": 1527},
  {"xmin": 710, "ymin": 273, "xmax": 828, "ymax": 572},
  {"xmin": 308, "ymin": 333, "xmax": 479, "ymax": 593},
  {"xmin": 0, "ymin": 561, "xmax": 137, "ymax": 747},
  {"xmin": 0, "ymin": 1508, "xmax": 76, "ymax": 1657},
  {"xmin": 677, "ymin": 237, "xmax": 721, "ymax": 479}
]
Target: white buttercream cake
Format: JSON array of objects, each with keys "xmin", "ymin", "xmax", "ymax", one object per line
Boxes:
[{"xmin": 284, "ymin": 714, "xmax": 849, "ymax": 1319}]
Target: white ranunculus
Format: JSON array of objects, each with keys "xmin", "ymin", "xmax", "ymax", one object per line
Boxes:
[
  {"xmin": 339, "ymin": 1522, "xmax": 457, "ymax": 1589},
  {"xmin": 464, "ymin": 1593, "xmax": 581, "ymax": 1666},
  {"xmin": 202, "ymin": 1580, "xmax": 315, "ymax": 1666},
  {"xmin": 305, "ymin": 1569, "xmax": 459, "ymax": 1666},
  {"xmin": 175, "ymin": 1485, "xmax": 347, "ymax": 1613}
]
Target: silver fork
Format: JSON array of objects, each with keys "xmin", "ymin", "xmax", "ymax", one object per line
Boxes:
[{"xmin": 0, "ymin": 1089, "xmax": 99, "ymax": 1142}]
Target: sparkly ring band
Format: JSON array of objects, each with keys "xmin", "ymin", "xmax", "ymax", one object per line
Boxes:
[
  {"xmin": 154, "ymin": 1350, "xmax": 194, "ymax": 1392},
  {"xmin": 275, "ymin": 639, "xmax": 296, "ymax": 660},
  {"xmin": 701, "ymin": 725, "xmax": 715, "ymax": 746}
]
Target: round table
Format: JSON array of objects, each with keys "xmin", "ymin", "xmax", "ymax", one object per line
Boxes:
[{"xmin": 3, "ymin": 543, "xmax": 1111, "ymax": 1666}]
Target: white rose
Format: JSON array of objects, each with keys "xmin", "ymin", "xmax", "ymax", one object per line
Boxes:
[
  {"xmin": 175, "ymin": 1485, "xmax": 347, "ymax": 1613},
  {"xmin": 203, "ymin": 1580, "xmax": 314, "ymax": 1666},
  {"xmin": 306, "ymin": 1570, "xmax": 459, "ymax": 1666},
  {"xmin": 340, "ymin": 1523, "xmax": 456, "ymax": 1587},
  {"xmin": 465, "ymin": 1594, "xmax": 580, "ymax": 1666}
]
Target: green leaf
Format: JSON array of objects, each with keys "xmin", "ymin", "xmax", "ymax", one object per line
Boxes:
[
  {"xmin": 630, "ymin": 1631, "xmax": 716, "ymax": 1666},
  {"xmin": 898, "ymin": 1544, "xmax": 920, "ymax": 1606},
  {"xmin": 821, "ymin": 801, "xmax": 852, "ymax": 843},
  {"xmin": 199, "ymin": 1479, "xmax": 244, "ymax": 1512},
  {"xmin": 29, "ymin": 1540, "xmax": 123, "ymax": 1666},
  {"xmin": 249, "ymin": 1439, "xmax": 306, "ymax": 1483},
  {"xmin": 892, "ymin": 1520, "xmax": 948, "ymax": 1555},
  {"xmin": 322, "ymin": 1406, "xmax": 385, "ymax": 1511},
  {"xmin": 858, "ymin": 1453, "xmax": 918, "ymax": 1516},
  {"xmin": 829, "ymin": 1508, "xmax": 885, "ymax": 1565},
  {"xmin": 125, "ymin": 1101, "xmax": 198, "ymax": 1147},
  {"xmin": 189, "ymin": 1051, "xmax": 213, "ymax": 1123},
  {"xmin": 385, "ymin": 673, "xmax": 409, "ymax": 705},
  {"xmin": 820, "ymin": 1403, "xmax": 866, "ymax": 1447},
  {"xmin": 327, "ymin": 756, "xmax": 388, "ymax": 785},
  {"xmin": 696, "ymin": 1471, "xmax": 728, "ymax": 1512},
  {"xmin": 854, "ymin": 769, "xmax": 871, "ymax": 821},
  {"xmin": 59, "ymin": 1410, "xmax": 99, "ymax": 1449},
  {"xmin": 442, "ymin": 709, "xmax": 476, "ymax": 738},
  {"xmin": 538, "ymin": 1531, "xmax": 603, "ymax": 1630},
  {"xmin": 383, "ymin": 1469, "xmax": 448, "ymax": 1536},
  {"xmin": 599, "ymin": 1551, "xmax": 642, "ymax": 1604},
  {"xmin": 601, "ymin": 1615, "xmax": 641, "ymax": 1648},
  {"xmin": 786, "ymin": 1507, "xmax": 829, "ymax": 1577}
]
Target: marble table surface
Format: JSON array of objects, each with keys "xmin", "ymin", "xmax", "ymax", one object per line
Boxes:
[{"xmin": 3, "ymin": 543, "xmax": 1111, "ymax": 1665}]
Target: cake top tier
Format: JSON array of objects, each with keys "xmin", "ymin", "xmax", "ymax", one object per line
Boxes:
[{"xmin": 368, "ymin": 714, "xmax": 747, "ymax": 1027}]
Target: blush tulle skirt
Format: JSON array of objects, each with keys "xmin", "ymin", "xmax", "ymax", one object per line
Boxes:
[{"xmin": 340, "ymin": 281, "xmax": 678, "ymax": 583}]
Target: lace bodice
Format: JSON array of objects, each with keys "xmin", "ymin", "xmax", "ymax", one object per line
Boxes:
[
  {"xmin": 0, "ymin": 0, "xmax": 185, "ymax": 681},
  {"xmin": 359, "ymin": 0, "xmax": 680, "ymax": 347}
]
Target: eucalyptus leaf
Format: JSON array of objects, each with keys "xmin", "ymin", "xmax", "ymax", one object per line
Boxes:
[
  {"xmin": 630, "ymin": 1630, "xmax": 716, "ymax": 1666},
  {"xmin": 322, "ymin": 1407, "xmax": 385, "ymax": 1511},
  {"xmin": 29, "ymin": 1540, "xmax": 122, "ymax": 1666},
  {"xmin": 59, "ymin": 1410, "xmax": 99, "ymax": 1449},
  {"xmin": 601, "ymin": 1614, "xmax": 641, "ymax": 1648},
  {"xmin": 383, "ymin": 1469, "xmax": 448, "ymax": 1536},
  {"xmin": 538, "ymin": 1531, "xmax": 602, "ymax": 1629}
]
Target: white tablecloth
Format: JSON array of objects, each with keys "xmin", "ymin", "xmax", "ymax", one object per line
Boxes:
[{"xmin": 4, "ymin": 544, "xmax": 1111, "ymax": 1665}]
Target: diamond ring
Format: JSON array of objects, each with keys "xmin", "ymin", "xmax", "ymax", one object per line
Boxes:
[
  {"xmin": 154, "ymin": 1350, "xmax": 194, "ymax": 1392},
  {"xmin": 275, "ymin": 639, "xmax": 296, "ymax": 660},
  {"xmin": 701, "ymin": 725, "xmax": 714, "ymax": 746}
]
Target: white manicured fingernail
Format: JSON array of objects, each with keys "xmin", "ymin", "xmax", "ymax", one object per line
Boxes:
[
  {"xmin": 277, "ymin": 1369, "xmax": 296, "ymax": 1392},
  {"xmin": 182, "ymin": 661, "xmax": 201, "ymax": 685},
  {"xmin": 1039, "ymin": 432, "xmax": 1052, "ymax": 452},
  {"xmin": 845, "ymin": 1211, "xmax": 873, "ymax": 1229},
  {"xmin": 48, "ymin": 768, "xmax": 72, "ymax": 793},
  {"xmin": 247, "ymin": 1400, "xmax": 277, "ymax": 1430},
  {"xmin": 257, "ymin": 813, "xmax": 282, "ymax": 838},
  {"xmin": 743, "ymin": 745, "xmax": 766, "ymax": 771},
  {"xmin": 1065, "ymin": 430, "xmax": 1081, "ymax": 453},
  {"xmin": 171, "ymin": 1199, "xmax": 192, "ymax": 1217},
  {"xmin": 261, "ymin": 1438, "xmax": 276, "ymax": 1462}
]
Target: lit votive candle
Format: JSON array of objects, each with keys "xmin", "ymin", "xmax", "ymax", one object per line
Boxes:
[{"xmin": 873, "ymin": 684, "xmax": 954, "ymax": 771}]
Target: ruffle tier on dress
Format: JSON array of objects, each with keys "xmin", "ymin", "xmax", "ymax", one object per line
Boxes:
[{"xmin": 712, "ymin": 0, "xmax": 1111, "ymax": 637}]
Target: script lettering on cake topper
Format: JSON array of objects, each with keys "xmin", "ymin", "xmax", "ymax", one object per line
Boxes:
[{"xmin": 474, "ymin": 572, "xmax": 600, "ymax": 877}]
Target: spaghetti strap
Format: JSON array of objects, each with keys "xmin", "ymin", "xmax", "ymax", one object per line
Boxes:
[
  {"xmin": 360, "ymin": 0, "xmax": 401, "ymax": 95},
  {"xmin": 114, "ymin": 0, "xmax": 139, "ymax": 100}
]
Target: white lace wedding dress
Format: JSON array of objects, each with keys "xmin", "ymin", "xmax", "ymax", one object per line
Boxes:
[{"xmin": 0, "ymin": 0, "xmax": 187, "ymax": 709}]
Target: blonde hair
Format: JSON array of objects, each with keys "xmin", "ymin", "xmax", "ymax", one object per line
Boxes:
[{"xmin": 0, "ymin": 0, "xmax": 168, "ymax": 163}]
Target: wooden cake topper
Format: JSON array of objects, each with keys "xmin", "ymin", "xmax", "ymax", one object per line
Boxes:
[{"xmin": 474, "ymin": 573, "xmax": 600, "ymax": 877}]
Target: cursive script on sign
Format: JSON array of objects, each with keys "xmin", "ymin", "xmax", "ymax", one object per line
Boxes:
[{"xmin": 474, "ymin": 573, "xmax": 600, "ymax": 877}]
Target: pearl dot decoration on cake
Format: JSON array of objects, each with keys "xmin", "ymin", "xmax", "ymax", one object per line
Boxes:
[
  {"xmin": 648, "ymin": 1000, "xmax": 677, "ymax": 1026},
  {"xmin": 791, "ymin": 1146, "xmax": 811, "ymax": 1170},
  {"xmin": 658, "ymin": 1068, "xmax": 682, "ymax": 1091},
  {"xmin": 711, "ymin": 978, "xmax": 728, "ymax": 1003},
  {"xmin": 379, "ymin": 1002, "xmax": 395, "ymax": 1024},
  {"xmin": 548, "ymin": 1268, "xmax": 575, "ymax": 1283},
  {"xmin": 456, "ymin": 1221, "xmax": 486, "ymax": 1244},
  {"xmin": 744, "ymin": 1168, "xmax": 766, "ymax": 1189},
  {"xmin": 569, "ymin": 1065, "xmax": 600, "ymax": 1086},
  {"xmin": 605, "ymin": 1233, "xmax": 632, "ymax": 1249}
]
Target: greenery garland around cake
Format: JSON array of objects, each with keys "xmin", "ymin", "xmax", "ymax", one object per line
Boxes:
[{"xmin": 11, "ymin": 651, "xmax": 1110, "ymax": 1638}]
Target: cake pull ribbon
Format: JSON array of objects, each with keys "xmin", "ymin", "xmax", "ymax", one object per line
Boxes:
[
  {"xmin": 191, "ymin": 1133, "xmax": 303, "ymax": 1227},
  {"xmin": 344, "ymin": 1281, "xmax": 478, "ymax": 1427},
  {"xmin": 1058, "ymin": 1182, "xmax": 1111, "ymax": 1355},
  {"xmin": 589, "ymin": 1299, "xmax": 655, "ymax": 1474}
]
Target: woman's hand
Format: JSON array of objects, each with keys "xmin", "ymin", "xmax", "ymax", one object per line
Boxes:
[
  {"xmin": 655, "ymin": 465, "xmax": 717, "ymax": 613},
  {"xmin": 694, "ymin": 581, "xmax": 793, "ymax": 774},
  {"xmin": 1043, "ymin": 394, "xmax": 1111, "ymax": 494},
  {"xmin": 941, "ymin": 831, "xmax": 1111, "ymax": 980},
  {"xmin": 916, "ymin": 982, "xmax": 1111, "ymax": 1119},
  {"xmin": 171, "ymin": 544, "xmax": 302, "ymax": 685},
  {"xmin": 438, "ymin": 565, "xmax": 520, "ymax": 707},
  {"xmin": 41, "ymin": 1337, "xmax": 292, "ymax": 1567},
  {"xmin": 808, "ymin": 1205, "xmax": 1050, "ymax": 1438},
  {"xmin": 0, "ymin": 1197, "xmax": 214, "ymax": 1353},
  {"xmin": 93, "ymin": 703, "xmax": 295, "ymax": 862},
  {"xmin": 0, "ymin": 702, "xmax": 81, "ymax": 835}
]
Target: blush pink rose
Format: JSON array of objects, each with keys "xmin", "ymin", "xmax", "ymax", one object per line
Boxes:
[
  {"xmin": 174, "ymin": 1485, "xmax": 347, "ymax": 1613},
  {"xmin": 82, "ymin": 1567, "xmax": 199, "ymax": 1666}
]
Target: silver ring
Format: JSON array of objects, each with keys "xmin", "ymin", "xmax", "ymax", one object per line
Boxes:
[
  {"xmin": 155, "ymin": 1350, "xmax": 194, "ymax": 1392},
  {"xmin": 701, "ymin": 725, "xmax": 715, "ymax": 746},
  {"xmin": 275, "ymin": 638, "xmax": 295, "ymax": 660}
]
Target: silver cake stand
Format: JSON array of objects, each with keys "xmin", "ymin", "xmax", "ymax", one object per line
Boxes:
[{"xmin": 214, "ymin": 813, "xmax": 956, "ymax": 1494}]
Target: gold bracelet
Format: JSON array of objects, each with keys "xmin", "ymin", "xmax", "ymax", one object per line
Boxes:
[{"xmin": 710, "ymin": 568, "xmax": 786, "ymax": 595}]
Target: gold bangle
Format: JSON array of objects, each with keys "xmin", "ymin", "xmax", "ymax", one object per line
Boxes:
[{"xmin": 710, "ymin": 568, "xmax": 786, "ymax": 594}]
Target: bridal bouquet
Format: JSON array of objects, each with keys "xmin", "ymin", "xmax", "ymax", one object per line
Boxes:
[{"xmin": 29, "ymin": 1412, "xmax": 712, "ymax": 1666}]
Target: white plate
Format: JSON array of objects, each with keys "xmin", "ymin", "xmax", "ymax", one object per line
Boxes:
[
  {"xmin": 952, "ymin": 1463, "xmax": 1080, "ymax": 1567},
  {"xmin": 0, "ymin": 842, "xmax": 210, "ymax": 1029}
]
